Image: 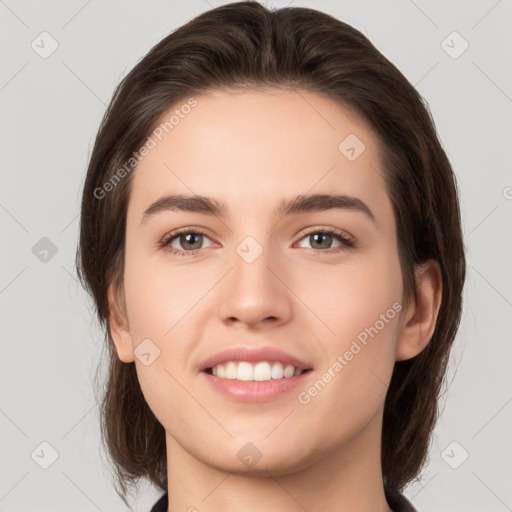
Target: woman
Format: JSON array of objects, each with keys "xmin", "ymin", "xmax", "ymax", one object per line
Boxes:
[{"xmin": 76, "ymin": 2, "xmax": 466, "ymax": 511}]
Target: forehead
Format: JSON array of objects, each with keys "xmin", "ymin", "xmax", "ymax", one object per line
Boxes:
[{"xmin": 128, "ymin": 88, "xmax": 388, "ymax": 221}]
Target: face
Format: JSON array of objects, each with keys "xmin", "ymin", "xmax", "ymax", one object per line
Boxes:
[{"xmin": 112, "ymin": 88, "xmax": 408, "ymax": 475}]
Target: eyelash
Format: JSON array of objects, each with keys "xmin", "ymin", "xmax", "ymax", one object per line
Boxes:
[{"xmin": 158, "ymin": 227, "xmax": 356, "ymax": 258}]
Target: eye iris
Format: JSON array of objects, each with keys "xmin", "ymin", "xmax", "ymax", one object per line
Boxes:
[
  {"xmin": 181, "ymin": 233, "xmax": 202, "ymax": 250},
  {"xmin": 310, "ymin": 233, "xmax": 332, "ymax": 249}
]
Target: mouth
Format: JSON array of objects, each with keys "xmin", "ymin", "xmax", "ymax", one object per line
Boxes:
[
  {"xmin": 198, "ymin": 346, "xmax": 313, "ymax": 402},
  {"xmin": 203, "ymin": 360, "xmax": 313, "ymax": 381}
]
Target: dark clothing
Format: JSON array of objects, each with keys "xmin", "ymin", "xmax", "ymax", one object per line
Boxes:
[
  {"xmin": 149, "ymin": 482, "xmax": 417, "ymax": 511},
  {"xmin": 150, "ymin": 492, "xmax": 167, "ymax": 512},
  {"xmin": 384, "ymin": 483, "xmax": 418, "ymax": 511}
]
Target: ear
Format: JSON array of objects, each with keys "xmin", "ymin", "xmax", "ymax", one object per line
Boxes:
[
  {"xmin": 107, "ymin": 281, "xmax": 135, "ymax": 363},
  {"xmin": 396, "ymin": 259, "xmax": 443, "ymax": 361}
]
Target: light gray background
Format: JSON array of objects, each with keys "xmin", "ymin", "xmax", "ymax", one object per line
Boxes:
[{"xmin": 1, "ymin": 1, "xmax": 511, "ymax": 511}]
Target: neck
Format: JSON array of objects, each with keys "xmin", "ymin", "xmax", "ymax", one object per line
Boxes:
[{"xmin": 165, "ymin": 410, "xmax": 392, "ymax": 512}]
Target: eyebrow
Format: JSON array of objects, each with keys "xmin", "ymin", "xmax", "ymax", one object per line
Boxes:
[{"xmin": 140, "ymin": 193, "xmax": 376, "ymax": 225}]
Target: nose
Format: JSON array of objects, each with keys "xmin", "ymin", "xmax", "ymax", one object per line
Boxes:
[{"xmin": 216, "ymin": 241, "xmax": 293, "ymax": 330}]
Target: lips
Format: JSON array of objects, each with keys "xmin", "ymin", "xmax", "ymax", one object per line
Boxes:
[
  {"xmin": 198, "ymin": 346, "xmax": 314, "ymax": 402},
  {"xmin": 198, "ymin": 346, "xmax": 312, "ymax": 373}
]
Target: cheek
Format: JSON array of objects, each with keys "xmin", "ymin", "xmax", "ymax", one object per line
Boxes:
[
  {"xmin": 295, "ymin": 248, "xmax": 403, "ymax": 409},
  {"xmin": 122, "ymin": 242, "xmax": 205, "ymax": 342},
  {"xmin": 298, "ymin": 246, "xmax": 403, "ymax": 347},
  {"xmin": 122, "ymin": 248, "xmax": 206, "ymax": 429}
]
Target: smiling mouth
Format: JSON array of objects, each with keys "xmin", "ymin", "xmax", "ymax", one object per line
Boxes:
[{"xmin": 203, "ymin": 360, "xmax": 313, "ymax": 382}]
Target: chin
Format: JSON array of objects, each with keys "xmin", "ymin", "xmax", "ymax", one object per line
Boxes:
[{"xmin": 196, "ymin": 435, "xmax": 318, "ymax": 477}]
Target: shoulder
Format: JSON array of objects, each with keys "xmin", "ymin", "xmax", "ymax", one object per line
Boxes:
[
  {"xmin": 149, "ymin": 492, "xmax": 168, "ymax": 512},
  {"xmin": 384, "ymin": 483, "xmax": 418, "ymax": 512}
]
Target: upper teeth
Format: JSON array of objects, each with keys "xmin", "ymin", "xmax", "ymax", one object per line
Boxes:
[{"xmin": 210, "ymin": 361, "xmax": 304, "ymax": 381}]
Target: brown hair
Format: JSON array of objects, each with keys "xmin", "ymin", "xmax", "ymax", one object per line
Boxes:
[{"xmin": 76, "ymin": 1, "xmax": 466, "ymax": 504}]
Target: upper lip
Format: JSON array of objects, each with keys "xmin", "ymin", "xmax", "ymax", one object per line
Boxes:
[{"xmin": 199, "ymin": 346, "xmax": 312, "ymax": 372}]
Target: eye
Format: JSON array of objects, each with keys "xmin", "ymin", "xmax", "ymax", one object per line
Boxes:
[
  {"xmin": 158, "ymin": 227, "xmax": 355, "ymax": 257},
  {"xmin": 158, "ymin": 228, "xmax": 214, "ymax": 256},
  {"xmin": 295, "ymin": 228, "xmax": 355, "ymax": 254}
]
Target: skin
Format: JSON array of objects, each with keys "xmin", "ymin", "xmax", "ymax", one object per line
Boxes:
[{"xmin": 109, "ymin": 88, "xmax": 442, "ymax": 512}]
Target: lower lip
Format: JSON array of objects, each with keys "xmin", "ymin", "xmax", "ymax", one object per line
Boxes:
[{"xmin": 200, "ymin": 370, "xmax": 313, "ymax": 402}]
